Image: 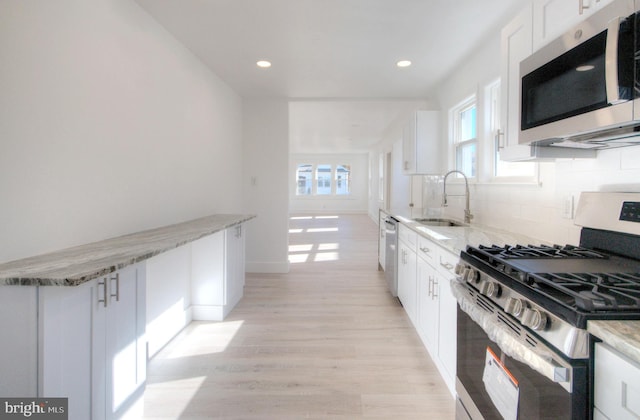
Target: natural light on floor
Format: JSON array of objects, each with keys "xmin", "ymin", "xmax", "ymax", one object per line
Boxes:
[
  {"xmin": 288, "ymin": 215, "xmax": 342, "ymax": 263},
  {"xmin": 164, "ymin": 320, "xmax": 245, "ymax": 358}
]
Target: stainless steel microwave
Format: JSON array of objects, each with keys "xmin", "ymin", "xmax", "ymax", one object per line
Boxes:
[{"xmin": 519, "ymin": 0, "xmax": 640, "ymax": 149}]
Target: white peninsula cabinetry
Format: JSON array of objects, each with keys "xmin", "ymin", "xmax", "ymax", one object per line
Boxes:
[
  {"xmin": 0, "ymin": 215, "xmax": 251, "ymax": 420},
  {"xmin": 147, "ymin": 224, "xmax": 247, "ymax": 357},
  {"xmin": 416, "ymin": 234, "xmax": 457, "ymax": 395},
  {"xmin": 39, "ymin": 263, "xmax": 146, "ymax": 420},
  {"xmin": 402, "ymin": 110, "xmax": 441, "ymax": 175}
]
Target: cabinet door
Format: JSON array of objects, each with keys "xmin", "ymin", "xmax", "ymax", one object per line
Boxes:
[
  {"xmin": 499, "ymin": 4, "xmax": 534, "ymax": 160},
  {"xmin": 378, "ymin": 211, "xmax": 386, "ymax": 270},
  {"xmin": 105, "ymin": 264, "xmax": 146, "ymax": 420},
  {"xmin": 436, "ymin": 268, "xmax": 457, "ymax": 391},
  {"xmin": 0, "ymin": 286, "xmax": 38, "ymax": 397},
  {"xmin": 402, "ymin": 111, "xmax": 441, "ymax": 175},
  {"xmin": 40, "ymin": 280, "xmax": 95, "ymax": 420},
  {"xmin": 225, "ymin": 225, "xmax": 245, "ymax": 310},
  {"xmin": 402, "ymin": 115, "xmax": 417, "ymax": 174},
  {"xmin": 594, "ymin": 343, "xmax": 640, "ymax": 419},
  {"xmin": 398, "ymin": 240, "xmax": 417, "ymax": 326},
  {"xmin": 533, "ymin": 0, "xmax": 614, "ymax": 51},
  {"xmin": 417, "ymin": 257, "xmax": 438, "ymax": 353}
]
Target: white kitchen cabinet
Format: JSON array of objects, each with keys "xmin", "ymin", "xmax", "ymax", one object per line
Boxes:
[
  {"xmin": 378, "ymin": 210, "xmax": 387, "ymax": 271},
  {"xmin": 39, "ymin": 263, "xmax": 146, "ymax": 420},
  {"xmin": 417, "ymin": 256, "xmax": 438, "ymax": 351},
  {"xmin": 533, "ymin": 0, "xmax": 614, "ymax": 51},
  {"xmin": 146, "ymin": 244, "xmax": 192, "ymax": 358},
  {"xmin": 499, "ymin": 4, "xmax": 537, "ymax": 162},
  {"xmin": 594, "ymin": 342, "xmax": 640, "ymax": 419},
  {"xmin": 191, "ymin": 225, "xmax": 246, "ymax": 321},
  {"xmin": 0, "ymin": 286, "xmax": 38, "ymax": 397},
  {"xmin": 402, "ymin": 110, "xmax": 441, "ymax": 175},
  {"xmin": 415, "ymin": 235, "xmax": 457, "ymax": 397},
  {"xmin": 397, "ymin": 224, "xmax": 418, "ymax": 326}
]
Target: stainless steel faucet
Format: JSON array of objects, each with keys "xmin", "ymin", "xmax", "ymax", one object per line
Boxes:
[{"xmin": 442, "ymin": 170, "xmax": 473, "ymax": 224}]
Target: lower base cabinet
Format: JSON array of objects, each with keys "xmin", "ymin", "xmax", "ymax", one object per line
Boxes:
[
  {"xmin": 0, "ymin": 220, "xmax": 248, "ymax": 420},
  {"xmin": 414, "ymin": 235, "xmax": 457, "ymax": 397},
  {"xmin": 39, "ymin": 262, "xmax": 146, "ymax": 420},
  {"xmin": 594, "ymin": 342, "xmax": 640, "ymax": 419}
]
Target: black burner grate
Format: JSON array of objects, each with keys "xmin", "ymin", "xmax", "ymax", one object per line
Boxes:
[
  {"xmin": 477, "ymin": 244, "xmax": 609, "ymax": 260},
  {"xmin": 528, "ymin": 272, "xmax": 640, "ymax": 312}
]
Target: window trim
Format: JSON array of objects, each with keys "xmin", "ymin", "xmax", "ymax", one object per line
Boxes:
[
  {"xmin": 449, "ymin": 94, "xmax": 478, "ymax": 179},
  {"xmin": 293, "ymin": 161, "xmax": 353, "ymax": 198}
]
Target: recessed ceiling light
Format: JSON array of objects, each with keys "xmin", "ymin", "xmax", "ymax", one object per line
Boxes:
[
  {"xmin": 256, "ymin": 60, "xmax": 272, "ymax": 68},
  {"xmin": 396, "ymin": 60, "xmax": 412, "ymax": 68}
]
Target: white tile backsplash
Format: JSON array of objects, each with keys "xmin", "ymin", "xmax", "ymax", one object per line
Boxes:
[{"xmin": 422, "ymin": 145, "xmax": 640, "ymax": 246}]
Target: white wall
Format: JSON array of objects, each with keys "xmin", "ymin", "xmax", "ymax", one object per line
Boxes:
[
  {"xmin": 0, "ymin": 0, "xmax": 244, "ymax": 263},
  {"xmin": 290, "ymin": 153, "xmax": 369, "ymax": 214},
  {"xmin": 433, "ymin": 10, "xmax": 640, "ymax": 246},
  {"xmin": 243, "ymin": 99, "xmax": 290, "ymax": 273}
]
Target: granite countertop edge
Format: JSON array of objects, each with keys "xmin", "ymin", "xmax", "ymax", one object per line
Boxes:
[
  {"xmin": 588, "ymin": 320, "xmax": 640, "ymax": 365},
  {"xmin": 0, "ymin": 214, "xmax": 256, "ymax": 287}
]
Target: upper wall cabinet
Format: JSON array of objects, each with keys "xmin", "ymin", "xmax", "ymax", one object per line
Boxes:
[
  {"xmin": 499, "ymin": 4, "xmax": 537, "ymax": 161},
  {"xmin": 402, "ymin": 111, "xmax": 441, "ymax": 175},
  {"xmin": 533, "ymin": 0, "xmax": 614, "ymax": 51},
  {"xmin": 499, "ymin": 3, "xmax": 599, "ymax": 161}
]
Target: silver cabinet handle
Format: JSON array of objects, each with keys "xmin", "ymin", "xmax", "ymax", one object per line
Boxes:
[
  {"xmin": 428, "ymin": 276, "xmax": 433, "ymax": 297},
  {"xmin": 579, "ymin": 0, "xmax": 590, "ymax": 14},
  {"xmin": 495, "ymin": 129, "xmax": 504, "ymax": 150},
  {"xmin": 432, "ymin": 277, "xmax": 439, "ymax": 299},
  {"xmin": 98, "ymin": 278, "xmax": 108, "ymax": 307},
  {"xmin": 110, "ymin": 273, "xmax": 120, "ymax": 302},
  {"xmin": 440, "ymin": 257, "xmax": 454, "ymax": 271},
  {"xmin": 419, "ymin": 246, "xmax": 430, "ymax": 254}
]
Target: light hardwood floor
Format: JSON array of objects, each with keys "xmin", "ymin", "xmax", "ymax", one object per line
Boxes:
[{"xmin": 143, "ymin": 214, "xmax": 455, "ymax": 419}]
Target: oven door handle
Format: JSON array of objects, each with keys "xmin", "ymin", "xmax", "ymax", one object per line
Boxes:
[{"xmin": 451, "ymin": 280, "xmax": 573, "ymax": 392}]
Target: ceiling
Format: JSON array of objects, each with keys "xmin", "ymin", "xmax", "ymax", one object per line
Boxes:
[{"xmin": 135, "ymin": 0, "xmax": 527, "ymax": 153}]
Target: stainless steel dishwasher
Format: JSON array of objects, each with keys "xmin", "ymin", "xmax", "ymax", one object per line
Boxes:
[{"xmin": 384, "ymin": 216, "xmax": 399, "ymax": 297}]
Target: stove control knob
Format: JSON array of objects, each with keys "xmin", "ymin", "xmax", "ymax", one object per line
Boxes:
[
  {"xmin": 522, "ymin": 308, "xmax": 548, "ymax": 331},
  {"xmin": 485, "ymin": 282, "xmax": 502, "ymax": 298},
  {"xmin": 505, "ymin": 298, "xmax": 525, "ymax": 318},
  {"xmin": 464, "ymin": 268, "xmax": 480, "ymax": 283},
  {"xmin": 454, "ymin": 263, "xmax": 466, "ymax": 276}
]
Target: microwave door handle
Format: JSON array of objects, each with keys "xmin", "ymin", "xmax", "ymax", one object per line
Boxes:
[{"xmin": 605, "ymin": 17, "xmax": 625, "ymax": 105}]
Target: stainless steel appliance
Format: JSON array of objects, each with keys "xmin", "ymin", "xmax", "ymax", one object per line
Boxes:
[
  {"xmin": 519, "ymin": 0, "xmax": 640, "ymax": 149},
  {"xmin": 453, "ymin": 192, "xmax": 640, "ymax": 419},
  {"xmin": 384, "ymin": 216, "xmax": 399, "ymax": 297}
]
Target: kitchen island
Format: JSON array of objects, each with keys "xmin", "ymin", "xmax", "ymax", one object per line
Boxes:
[{"xmin": 0, "ymin": 213, "xmax": 254, "ymax": 420}]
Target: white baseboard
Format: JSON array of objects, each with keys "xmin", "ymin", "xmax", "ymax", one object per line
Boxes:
[{"xmin": 246, "ymin": 261, "xmax": 290, "ymax": 273}]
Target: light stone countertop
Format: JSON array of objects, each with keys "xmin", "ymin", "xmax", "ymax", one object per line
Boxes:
[
  {"xmin": 588, "ymin": 320, "xmax": 640, "ymax": 365},
  {"xmin": 0, "ymin": 214, "xmax": 255, "ymax": 287},
  {"xmin": 385, "ymin": 209, "xmax": 640, "ymax": 365}
]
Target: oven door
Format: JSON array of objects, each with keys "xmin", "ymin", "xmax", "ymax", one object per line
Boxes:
[{"xmin": 452, "ymin": 282, "xmax": 589, "ymax": 420}]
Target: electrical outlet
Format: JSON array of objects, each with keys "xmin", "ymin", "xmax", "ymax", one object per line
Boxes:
[{"xmin": 561, "ymin": 195, "xmax": 574, "ymax": 219}]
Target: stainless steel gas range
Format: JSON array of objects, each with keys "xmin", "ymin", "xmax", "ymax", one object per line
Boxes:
[{"xmin": 452, "ymin": 192, "xmax": 640, "ymax": 420}]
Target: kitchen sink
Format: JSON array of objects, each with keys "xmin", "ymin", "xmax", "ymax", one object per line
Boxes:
[{"xmin": 413, "ymin": 218, "xmax": 468, "ymax": 227}]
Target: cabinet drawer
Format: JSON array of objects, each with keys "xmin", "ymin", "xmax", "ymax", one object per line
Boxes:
[
  {"xmin": 417, "ymin": 235, "xmax": 436, "ymax": 266},
  {"xmin": 435, "ymin": 246, "xmax": 458, "ymax": 278},
  {"xmin": 594, "ymin": 342, "xmax": 640, "ymax": 420},
  {"xmin": 399, "ymin": 224, "xmax": 417, "ymax": 250}
]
